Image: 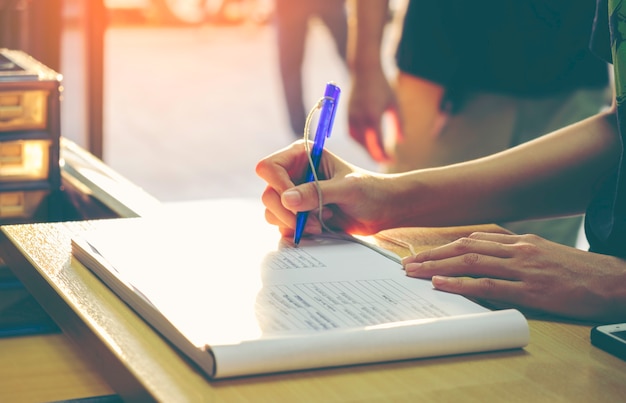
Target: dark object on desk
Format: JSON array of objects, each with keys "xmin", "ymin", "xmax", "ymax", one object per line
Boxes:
[
  {"xmin": 51, "ymin": 394, "xmax": 123, "ymax": 403},
  {"xmin": 0, "ymin": 278, "xmax": 59, "ymax": 337},
  {"xmin": 591, "ymin": 324, "xmax": 626, "ymax": 361}
]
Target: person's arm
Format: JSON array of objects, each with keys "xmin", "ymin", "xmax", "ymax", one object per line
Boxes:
[
  {"xmin": 386, "ymin": 107, "xmax": 620, "ymax": 228},
  {"xmin": 256, "ymin": 106, "xmax": 625, "ymax": 322},
  {"xmin": 347, "ymin": 0, "xmax": 388, "ymax": 71},
  {"xmin": 256, "ymin": 106, "xmax": 619, "ymax": 236},
  {"xmin": 346, "ymin": 0, "xmax": 397, "ymax": 162}
]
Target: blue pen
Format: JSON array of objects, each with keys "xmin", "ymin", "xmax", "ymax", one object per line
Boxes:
[{"xmin": 294, "ymin": 82, "xmax": 341, "ymax": 245}]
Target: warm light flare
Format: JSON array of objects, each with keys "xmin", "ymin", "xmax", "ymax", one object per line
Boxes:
[{"xmin": 0, "ymin": 140, "xmax": 50, "ymax": 180}]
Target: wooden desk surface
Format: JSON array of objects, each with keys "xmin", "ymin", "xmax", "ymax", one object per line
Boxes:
[{"xmin": 1, "ymin": 220, "xmax": 626, "ymax": 402}]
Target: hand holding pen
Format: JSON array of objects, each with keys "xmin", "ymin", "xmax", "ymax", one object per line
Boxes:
[{"xmin": 293, "ymin": 82, "xmax": 341, "ymax": 245}]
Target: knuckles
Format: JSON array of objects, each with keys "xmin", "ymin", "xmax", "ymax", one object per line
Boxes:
[
  {"xmin": 474, "ymin": 277, "xmax": 499, "ymax": 297},
  {"xmin": 260, "ymin": 187, "xmax": 273, "ymax": 206},
  {"xmin": 452, "ymin": 237, "xmax": 479, "ymax": 254},
  {"xmin": 461, "ymin": 252, "xmax": 482, "ymax": 266}
]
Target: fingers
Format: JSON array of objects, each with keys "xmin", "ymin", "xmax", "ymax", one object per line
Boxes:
[
  {"xmin": 348, "ymin": 115, "xmax": 390, "ymax": 163},
  {"xmin": 430, "ymin": 275, "xmax": 526, "ymax": 307},
  {"xmin": 401, "ymin": 232, "xmax": 569, "ymax": 314},
  {"xmin": 387, "ymin": 106, "xmax": 404, "ymax": 143},
  {"xmin": 255, "ymin": 141, "xmax": 307, "ymax": 193},
  {"xmin": 348, "ymin": 121, "xmax": 367, "ymax": 150},
  {"xmin": 405, "ymin": 232, "xmax": 518, "ymax": 263},
  {"xmin": 349, "ymin": 124, "xmax": 389, "ymax": 162},
  {"xmin": 363, "ymin": 127, "xmax": 390, "ymax": 163},
  {"xmin": 258, "ymin": 140, "xmax": 352, "ymax": 236},
  {"xmin": 405, "ymin": 252, "xmax": 519, "ymax": 282},
  {"xmin": 460, "ymin": 232, "xmax": 523, "ymax": 244},
  {"xmin": 281, "ymin": 181, "xmax": 326, "ymax": 212},
  {"xmin": 261, "ymin": 186, "xmax": 290, "ymax": 226},
  {"xmin": 403, "ymin": 232, "xmax": 524, "ymax": 280},
  {"xmin": 262, "ymin": 183, "xmax": 334, "ymax": 236},
  {"xmin": 404, "ymin": 232, "xmax": 522, "ymax": 264},
  {"xmin": 261, "ymin": 184, "xmax": 318, "ymax": 227},
  {"xmin": 256, "ymin": 141, "xmax": 323, "ymax": 227}
]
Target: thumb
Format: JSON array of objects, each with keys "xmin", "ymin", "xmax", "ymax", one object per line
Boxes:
[{"xmin": 281, "ymin": 181, "xmax": 325, "ymax": 213}]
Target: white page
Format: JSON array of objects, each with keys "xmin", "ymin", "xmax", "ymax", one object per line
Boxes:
[
  {"xmin": 74, "ymin": 199, "xmax": 528, "ymax": 378},
  {"xmin": 213, "ymin": 309, "xmax": 528, "ymax": 378}
]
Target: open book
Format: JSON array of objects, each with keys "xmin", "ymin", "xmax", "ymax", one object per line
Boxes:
[{"xmin": 71, "ymin": 199, "xmax": 529, "ymax": 379}]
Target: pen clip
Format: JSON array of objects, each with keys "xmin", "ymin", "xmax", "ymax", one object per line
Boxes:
[{"xmin": 322, "ymin": 83, "xmax": 341, "ymax": 139}]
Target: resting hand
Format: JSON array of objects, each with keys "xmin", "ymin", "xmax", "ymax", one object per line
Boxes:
[
  {"xmin": 255, "ymin": 141, "xmax": 390, "ymax": 238},
  {"xmin": 348, "ymin": 69, "xmax": 401, "ymax": 163},
  {"xmin": 403, "ymin": 232, "xmax": 626, "ymax": 322}
]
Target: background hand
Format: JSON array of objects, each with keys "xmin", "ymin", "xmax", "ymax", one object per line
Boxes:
[{"xmin": 348, "ymin": 69, "xmax": 401, "ymax": 163}]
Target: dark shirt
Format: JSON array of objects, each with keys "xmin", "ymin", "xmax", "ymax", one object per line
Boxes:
[
  {"xmin": 396, "ymin": 0, "xmax": 609, "ymax": 112},
  {"xmin": 585, "ymin": 0, "xmax": 626, "ymax": 258}
]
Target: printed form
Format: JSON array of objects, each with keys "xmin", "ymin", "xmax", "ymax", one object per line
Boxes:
[
  {"xmin": 252, "ymin": 236, "xmax": 487, "ymax": 334},
  {"xmin": 72, "ymin": 199, "xmax": 529, "ymax": 378}
]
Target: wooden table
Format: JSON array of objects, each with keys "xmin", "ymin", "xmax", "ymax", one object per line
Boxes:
[
  {"xmin": 1, "ymin": 218, "xmax": 625, "ymax": 402},
  {"xmin": 0, "ymin": 137, "xmax": 159, "ymax": 403}
]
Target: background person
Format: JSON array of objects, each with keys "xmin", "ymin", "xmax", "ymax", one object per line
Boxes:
[
  {"xmin": 274, "ymin": 0, "xmax": 348, "ymax": 137},
  {"xmin": 346, "ymin": 0, "xmax": 611, "ymax": 247}
]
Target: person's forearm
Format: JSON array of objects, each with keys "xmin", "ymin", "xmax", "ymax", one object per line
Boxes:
[
  {"xmin": 384, "ymin": 109, "xmax": 620, "ymax": 228},
  {"xmin": 346, "ymin": 0, "xmax": 389, "ymax": 72}
]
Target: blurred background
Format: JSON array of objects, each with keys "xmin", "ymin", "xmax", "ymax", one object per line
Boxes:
[
  {"xmin": 2, "ymin": 0, "xmax": 403, "ymax": 202},
  {"xmin": 0, "ymin": 0, "xmax": 590, "ymax": 251}
]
